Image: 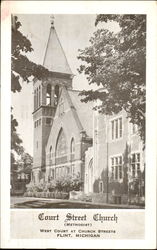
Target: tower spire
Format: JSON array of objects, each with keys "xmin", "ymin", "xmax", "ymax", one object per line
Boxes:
[
  {"xmin": 50, "ymin": 15, "xmax": 55, "ymax": 28},
  {"xmin": 43, "ymin": 15, "xmax": 73, "ymax": 75}
]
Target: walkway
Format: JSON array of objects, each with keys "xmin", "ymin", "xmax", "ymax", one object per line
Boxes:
[{"xmin": 11, "ymin": 196, "xmax": 144, "ymax": 209}]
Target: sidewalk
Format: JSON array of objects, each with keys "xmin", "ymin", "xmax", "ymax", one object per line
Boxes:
[{"xmin": 11, "ymin": 196, "xmax": 144, "ymax": 209}]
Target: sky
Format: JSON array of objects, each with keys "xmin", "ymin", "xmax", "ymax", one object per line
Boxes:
[{"xmin": 12, "ymin": 14, "xmax": 120, "ymax": 155}]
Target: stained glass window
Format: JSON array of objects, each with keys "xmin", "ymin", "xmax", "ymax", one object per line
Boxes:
[{"xmin": 56, "ymin": 129, "xmax": 67, "ymax": 157}]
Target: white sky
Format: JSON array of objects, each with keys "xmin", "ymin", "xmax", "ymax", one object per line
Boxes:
[{"xmin": 12, "ymin": 14, "xmax": 120, "ymax": 155}]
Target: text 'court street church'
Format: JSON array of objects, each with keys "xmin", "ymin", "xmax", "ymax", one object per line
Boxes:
[{"xmin": 32, "ymin": 16, "xmax": 145, "ymax": 205}]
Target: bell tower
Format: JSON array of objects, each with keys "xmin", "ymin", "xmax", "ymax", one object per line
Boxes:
[{"xmin": 32, "ymin": 16, "xmax": 73, "ymax": 183}]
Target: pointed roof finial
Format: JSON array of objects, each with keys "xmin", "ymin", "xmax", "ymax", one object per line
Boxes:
[{"xmin": 50, "ymin": 15, "xmax": 55, "ymax": 28}]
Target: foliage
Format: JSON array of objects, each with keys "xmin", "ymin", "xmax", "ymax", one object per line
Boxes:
[
  {"xmin": 78, "ymin": 15, "xmax": 146, "ymax": 141},
  {"xmin": 11, "ymin": 15, "xmax": 50, "ymax": 166},
  {"xmin": 11, "ymin": 15, "xmax": 51, "ymax": 93},
  {"xmin": 11, "ymin": 113, "xmax": 23, "ymax": 154},
  {"xmin": 48, "ymin": 174, "xmax": 83, "ymax": 193},
  {"xmin": 71, "ymin": 175, "xmax": 83, "ymax": 191},
  {"xmin": 26, "ymin": 174, "xmax": 83, "ymax": 193},
  {"xmin": 20, "ymin": 152, "xmax": 33, "ymax": 168},
  {"xmin": 26, "ymin": 182, "xmax": 42, "ymax": 193},
  {"xmin": 11, "ymin": 110, "xmax": 24, "ymax": 168}
]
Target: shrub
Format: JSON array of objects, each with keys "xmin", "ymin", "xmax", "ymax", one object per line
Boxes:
[
  {"xmin": 48, "ymin": 180, "xmax": 56, "ymax": 192},
  {"xmin": 25, "ymin": 173, "xmax": 83, "ymax": 199},
  {"xmin": 26, "ymin": 183, "xmax": 41, "ymax": 192},
  {"xmin": 49, "ymin": 174, "xmax": 83, "ymax": 193},
  {"xmin": 71, "ymin": 176, "xmax": 83, "ymax": 191}
]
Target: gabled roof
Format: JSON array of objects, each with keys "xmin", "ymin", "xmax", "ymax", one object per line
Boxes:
[
  {"xmin": 43, "ymin": 26, "xmax": 73, "ymax": 75},
  {"xmin": 67, "ymin": 89, "xmax": 93, "ymax": 138}
]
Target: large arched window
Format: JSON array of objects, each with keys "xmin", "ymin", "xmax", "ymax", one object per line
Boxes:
[
  {"xmin": 70, "ymin": 138, "xmax": 75, "ymax": 161},
  {"xmin": 56, "ymin": 129, "xmax": 67, "ymax": 158}
]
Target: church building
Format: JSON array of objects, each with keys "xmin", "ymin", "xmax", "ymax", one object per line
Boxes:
[{"xmin": 32, "ymin": 18, "xmax": 145, "ymax": 204}]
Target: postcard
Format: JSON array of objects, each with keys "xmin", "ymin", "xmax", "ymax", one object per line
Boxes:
[{"xmin": 1, "ymin": 1, "xmax": 157, "ymax": 249}]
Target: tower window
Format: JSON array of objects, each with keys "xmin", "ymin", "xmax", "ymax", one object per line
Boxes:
[
  {"xmin": 34, "ymin": 90, "xmax": 36, "ymax": 110},
  {"xmin": 37, "ymin": 87, "xmax": 39, "ymax": 108},
  {"xmin": 39, "ymin": 86, "xmax": 41, "ymax": 107},
  {"xmin": 46, "ymin": 84, "xmax": 51, "ymax": 106},
  {"xmin": 54, "ymin": 85, "xmax": 59, "ymax": 106}
]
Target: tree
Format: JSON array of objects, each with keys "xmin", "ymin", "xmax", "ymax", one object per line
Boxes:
[
  {"xmin": 16, "ymin": 152, "xmax": 33, "ymax": 170},
  {"xmin": 11, "ymin": 15, "xmax": 51, "ymax": 160},
  {"xmin": 78, "ymin": 15, "xmax": 146, "ymax": 141},
  {"xmin": 11, "ymin": 15, "xmax": 51, "ymax": 93},
  {"xmin": 21, "ymin": 152, "xmax": 33, "ymax": 168},
  {"xmin": 11, "ymin": 111, "xmax": 24, "ymax": 167}
]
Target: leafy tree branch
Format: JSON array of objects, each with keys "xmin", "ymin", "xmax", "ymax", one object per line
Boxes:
[{"xmin": 78, "ymin": 14, "xmax": 146, "ymax": 141}]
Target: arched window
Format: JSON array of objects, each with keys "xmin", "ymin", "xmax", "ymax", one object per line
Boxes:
[
  {"xmin": 46, "ymin": 84, "xmax": 51, "ymax": 105},
  {"xmin": 49, "ymin": 146, "xmax": 52, "ymax": 164},
  {"xmin": 39, "ymin": 86, "xmax": 41, "ymax": 107},
  {"xmin": 34, "ymin": 89, "xmax": 36, "ymax": 110},
  {"xmin": 89, "ymin": 158, "xmax": 93, "ymax": 169},
  {"xmin": 54, "ymin": 85, "xmax": 59, "ymax": 105},
  {"xmin": 56, "ymin": 129, "xmax": 67, "ymax": 158},
  {"xmin": 70, "ymin": 138, "xmax": 75, "ymax": 161},
  {"xmin": 71, "ymin": 138, "xmax": 75, "ymax": 153},
  {"xmin": 37, "ymin": 87, "xmax": 38, "ymax": 108}
]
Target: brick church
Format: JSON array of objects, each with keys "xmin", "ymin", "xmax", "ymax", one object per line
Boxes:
[{"xmin": 32, "ymin": 19, "xmax": 145, "ymax": 204}]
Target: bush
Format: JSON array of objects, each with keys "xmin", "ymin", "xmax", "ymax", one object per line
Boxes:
[
  {"xmin": 71, "ymin": 176, "xmax": 83, "ymax": 191},
  {"xmin": 23, "ymin": 190, "xmax": 69, "ymax": 200},
  {"xmin": 26, "ymin": 183, "xmax": 41, "ymax": 192},
  {"xmin": 25, "ymin": 173, "xmax": 83, "ymax": 199},
  {"xmin": 48, "ymin": 174, "xmax": 83, "ymax": 193}
]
